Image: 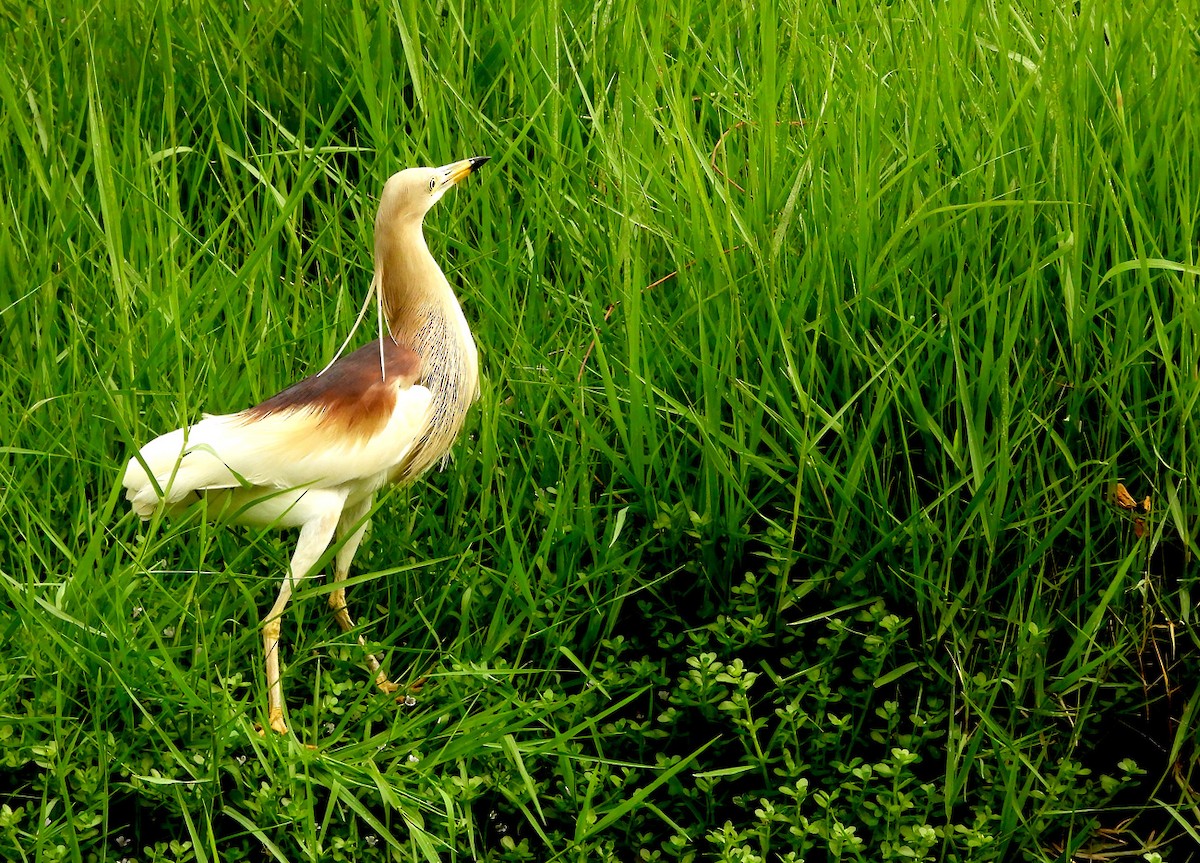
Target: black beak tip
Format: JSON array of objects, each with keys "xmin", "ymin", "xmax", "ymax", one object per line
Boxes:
[{"xmin": 469, "ymin": 156, "xmax": 490, "ymax": 171}]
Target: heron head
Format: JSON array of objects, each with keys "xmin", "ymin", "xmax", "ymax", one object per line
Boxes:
[{"xmin": 378, "ymin": 156, "xmax": 489, "ymax": 225}]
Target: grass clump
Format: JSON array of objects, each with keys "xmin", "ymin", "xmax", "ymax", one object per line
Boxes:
[{"xmin": 3, "ymin": 0, "xmax": 1200, "ymax": 860}]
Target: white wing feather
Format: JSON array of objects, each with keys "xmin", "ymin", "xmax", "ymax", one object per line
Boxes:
[{"xmin": 123, "ymin": 385, "xmax": 432, "ymax": 518}]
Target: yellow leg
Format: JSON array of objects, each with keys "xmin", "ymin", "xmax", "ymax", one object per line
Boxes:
[
  {"xmin": 262, "ymin": 505, "xmax": 342, "ymax": 734},
  {"xmin": 329, "ymin": 588, "xmax": 400, "ymax": 693},
  {"xmin": 263, "ymin": 587, "xmax": 292, "ymax": 734},
  {"xmin": 329, "ymin": 498, "xmax": 398, "ymax": 694}
]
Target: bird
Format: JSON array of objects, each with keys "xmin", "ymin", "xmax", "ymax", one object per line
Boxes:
[{"xmin": 122, "ymin": 156, "xmax": 489, "ymax": 734}]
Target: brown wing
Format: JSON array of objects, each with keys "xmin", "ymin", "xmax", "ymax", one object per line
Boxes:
[{"xmin": 245, "ymin": 338, "xmax": 422, "ymax": 443}]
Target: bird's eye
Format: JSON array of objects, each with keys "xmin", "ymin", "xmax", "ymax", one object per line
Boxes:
[{"xmin": 428, "ymin": 178, "xmax": 437, "ymax": 192}]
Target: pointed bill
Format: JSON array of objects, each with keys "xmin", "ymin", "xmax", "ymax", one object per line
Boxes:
[{"xmin": 438, "ymin": 156, "xmax": 490, "ymax": 188}]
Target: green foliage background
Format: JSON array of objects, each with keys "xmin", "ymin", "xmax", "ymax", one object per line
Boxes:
[{"xmin": 2, "ymin": 0, "xmax": 1200, "ymax": 860}]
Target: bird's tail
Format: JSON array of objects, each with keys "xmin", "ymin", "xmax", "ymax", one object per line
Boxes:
[{"xmin": 122, "ymin": 416, "xmax": 245, "ymax": 518}]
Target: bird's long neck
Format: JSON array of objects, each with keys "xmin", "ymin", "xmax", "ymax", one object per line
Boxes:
[{"xmin": 376, "ymin": 221, "xmax": 479, "ymax": 480}]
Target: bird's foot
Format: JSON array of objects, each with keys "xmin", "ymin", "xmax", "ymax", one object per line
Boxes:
[
  {"xmin": 268, "ymin": 708, "xmax": 288, "ymax": 735},
  {"xmin": 394, "ymin": 675, "xmax": 426, "ymax": 706},
  {"xmin": 373, "ymin": 669, "xmax": 400, "ymax": 694}
]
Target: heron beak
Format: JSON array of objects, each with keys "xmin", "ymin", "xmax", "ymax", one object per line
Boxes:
[{"xmin": 440, "ymin": 156, "xmax": 490, "ymax": 187}]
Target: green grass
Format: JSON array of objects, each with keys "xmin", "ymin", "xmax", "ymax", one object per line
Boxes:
[{"xmin": 3, "ymin": 0, "xmax": 1200, "ymax": 860}]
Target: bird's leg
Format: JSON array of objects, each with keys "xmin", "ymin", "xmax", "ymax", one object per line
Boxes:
[
  {"xmin": 330, "ymin": 497, "xmax": 399, "ymax": 694},
  {"xmin": 263, "ymin": 508, "xmax": 341, "ymax": 734},
  {"xmin": 262, "ymin": 582, "xmax": 294, "ymax": 735}
]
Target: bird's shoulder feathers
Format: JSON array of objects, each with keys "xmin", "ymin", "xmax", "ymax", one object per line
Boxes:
[{"xmin": 245, "ymin": 338, "xmax": 421, "ymax": 442}]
